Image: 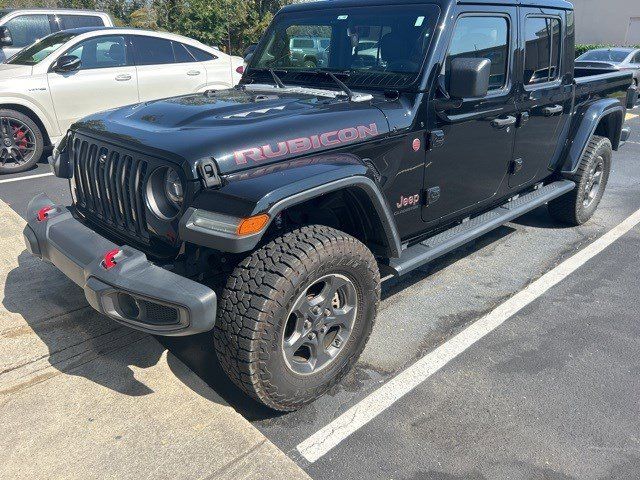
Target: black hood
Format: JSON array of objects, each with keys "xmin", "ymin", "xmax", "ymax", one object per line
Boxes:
[{"xmin": 73, "ymin": 88, "xmax": 392, "ymax": 177}]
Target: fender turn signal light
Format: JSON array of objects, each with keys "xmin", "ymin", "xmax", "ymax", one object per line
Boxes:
[
  {"xmin": 37, "ymin": 206, "xmax": 54, "ymax": 222},
  {"xmin": 237, "ymin": 214, "xmax": 270, "ymax": 236},
  {"xmin": 102, "ymin": 248, "xmax": 121, "ymax": 270}
]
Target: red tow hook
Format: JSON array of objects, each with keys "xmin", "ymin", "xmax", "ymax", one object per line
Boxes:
[
  {"xmin": 37, "ymin": 206, "xmax": 54, "ymax": 222},
  {"xmin": 102, "ymin": 248, "xmax": 122, "ymax": 270}
]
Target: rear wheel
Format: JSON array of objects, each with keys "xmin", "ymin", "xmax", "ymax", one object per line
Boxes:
[
  {"xmin": 548, "ymin": 135, "xmax": 611, "ymax": 225},
  {"xmin": 214, "ymin": 225, "xmax": 380, "ymax": 411},
  {"xmin": 0, "ymin": 109, "xmax": 44, "ymax": 174}
]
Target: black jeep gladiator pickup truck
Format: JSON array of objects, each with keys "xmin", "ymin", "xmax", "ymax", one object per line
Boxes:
[{"xmin": 25, "ymin": 0, "xmax": 636, "ymax": 411}]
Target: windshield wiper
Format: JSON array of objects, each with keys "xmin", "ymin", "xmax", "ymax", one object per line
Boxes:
[
  {"xmin": 310, "ymin": 69, "xmax": 355, "ymax": 100},
  {"xmin": 249, "ymin": 68, "xmax": 286, "ymax": 89}
]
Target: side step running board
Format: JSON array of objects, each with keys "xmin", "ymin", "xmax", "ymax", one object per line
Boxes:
[{"xmin": 387, "ymin": 180, "xmax": 576, "ymax": 276}]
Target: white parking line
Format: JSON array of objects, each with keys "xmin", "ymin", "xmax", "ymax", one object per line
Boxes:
[
  {"xmin": 0, "ymin": 172, "xmax": 54, "ymax": 184},
  {"xmin": 296, "ymin": 207, "xmax": 640, "ymax": 463}
]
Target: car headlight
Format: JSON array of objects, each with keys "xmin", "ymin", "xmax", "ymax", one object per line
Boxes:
[
  {"xmin": 164, "ymin": 168, "xmax": 184, "ymax": 207},
  {"xmin": 145, "ymin": 167, "xmax": 184, "ymax": 220}
]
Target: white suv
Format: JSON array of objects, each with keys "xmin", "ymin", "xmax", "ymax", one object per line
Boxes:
[
  {"xmin": 0, "ymin": 28, "xmax": 243, "ymax": 173},
  {"xmin": 0, "ymin": 8, "xmax": 113, "ymax": 61}
]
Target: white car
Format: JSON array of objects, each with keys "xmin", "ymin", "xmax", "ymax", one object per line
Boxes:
[
  {"xmin": 0, "ymin": 8, "xmax": 114, "ymax": 61},
  {"xmin": 0, "ymin": 27, "xmax": 243, "ymax": 173}
]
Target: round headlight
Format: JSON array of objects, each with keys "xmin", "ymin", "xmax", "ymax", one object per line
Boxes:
[
  {"xmin": 146, "ymin": 167, "xmax": 185, "ymax": 221},
  {"xmin": 164, "ymin": 168, "xmax": 184, "ymax": 207}
]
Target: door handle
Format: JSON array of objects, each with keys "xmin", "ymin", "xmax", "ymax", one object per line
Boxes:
[
  {"xmin": 187, "ymin": 70, "xmax": 202, "ymax": 76},
  {"xmin": 115, "ymin": 74, "xmax": 132, "ymax": 81},
  {"xmin": 517, "ymin": 112, "xmax": 530, "ymax": 128},
  {"xmin": 543, "ymin": 105, "xmax": 564, "ymax": 116},
  {"xmin": 491, "ymin": 116, "xmax": 517, "ymax": 129}
]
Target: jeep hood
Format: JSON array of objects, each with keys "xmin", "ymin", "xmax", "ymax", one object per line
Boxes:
[{"xmin": 73, "ymin": 88, "xmax": 391, "ymax": 176}]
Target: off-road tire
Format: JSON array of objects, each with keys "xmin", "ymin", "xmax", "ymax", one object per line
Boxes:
[
  {"xmin": 214, "ymin": 225, "xmax": 380, "ymax": 411},
  {"xmin": 548, "ymin": 135, "xmax": 612, "ymax": 226},
  {"xmin": 0, "ymin": 109, "xmax": 44, "ymax": 174}
]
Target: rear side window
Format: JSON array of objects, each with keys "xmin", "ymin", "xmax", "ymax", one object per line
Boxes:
[
  {"xmin": 59, "ymin": 15, "xmax": 105, "ymax": 29},
  {"xmin": 445, "ymin": 16, "xmax": 510, "ymax": 91},
  {"xmin": 524, "ymin": 17, "xmax": 561, "ymax": 86},
  {"xmin": 185, "ymin": 44, "xmax": 217, "ymax": 61},
  {"xmin": 132, "ymin": 36, "xmax": 175, "ymax": 65},
  {"xmin": 4, "ymin": 14, "xmax": 52, "ymax": 48},
  {"xmin": 173, "ymin": 41, "xmax": 195, "ymax": 63}
]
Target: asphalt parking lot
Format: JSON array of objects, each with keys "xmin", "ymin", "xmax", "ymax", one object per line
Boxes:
[{"xmin": 1, "ymin": 111, "xmax": 639, "ymax": 479}]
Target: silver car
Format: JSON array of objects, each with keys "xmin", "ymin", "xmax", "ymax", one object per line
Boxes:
[{"xmin": 576, "ymin": 48, "xmax": 640, "ymax": 87}]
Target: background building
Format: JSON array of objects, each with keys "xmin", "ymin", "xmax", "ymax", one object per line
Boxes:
[{"xmin": 572, "ymin": 0, "xmax": 640, "ymax": 45}]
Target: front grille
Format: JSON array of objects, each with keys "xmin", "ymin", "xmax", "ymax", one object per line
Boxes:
[{"xmin": 72, "ymin": 136, "xmax": 150, "ymax": 243}]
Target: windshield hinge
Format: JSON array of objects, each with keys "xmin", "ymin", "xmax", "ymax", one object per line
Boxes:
[{"xmin": 197, "ymin": 158, "xmax": 222, "ymax": 188}]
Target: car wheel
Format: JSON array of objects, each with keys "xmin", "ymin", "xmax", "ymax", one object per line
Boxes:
[
  {"xmin": 548, "ymin": 135, "xmax": 611, "ymax": 226},
  {"xmin": 303, "ymin": 59, "xmax": 317, "ymax": 69},
  {"xmin": 0, "ymin": 109, "xmax": 44, "ymax": 174},
  {"xmin": 214, "ymin": 225, "xmax": 380, "ymax": 411}
]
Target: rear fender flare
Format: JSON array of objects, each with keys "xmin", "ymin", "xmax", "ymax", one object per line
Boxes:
[{"xmin": 561, "ymin": 99, "xmax": 624, "ymax": 175}]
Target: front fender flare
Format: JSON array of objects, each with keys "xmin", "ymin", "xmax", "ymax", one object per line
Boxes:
[
  {"xmin": 560, "ymin": 99, "xmax": 624, "ymax": 175},
  {"xmin": 179, "ymin": 157, "xmax": 402, "ymax": 258}
]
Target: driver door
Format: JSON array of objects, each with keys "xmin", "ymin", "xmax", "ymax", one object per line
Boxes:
[
  {"xmin": 422, "ymin": 7, "xmax": 518, "ymax": 224},
  {"xmin": 47, "ymin": 35, "xmax": 138, "ymax": 133}
]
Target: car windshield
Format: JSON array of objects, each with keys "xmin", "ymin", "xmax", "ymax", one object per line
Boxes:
[
  {"xmin": 6, "ymin": 32, "xmax": 77, "ymax": 66},
  {"xmin": 247, "ymin": 5, "xmax": 440, "ymax": 90},
  {"xmin": 577, "ymin": 49, "xmax": 632, "ymax": 63}
]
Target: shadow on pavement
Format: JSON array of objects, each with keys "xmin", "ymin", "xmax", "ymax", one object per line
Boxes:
[
  {"xmin": 3, "ymin": 250, "xmax": 280, "ymax": 419},
  {"xmin": 161, "ymin": 335, "xmax": 284, "ymax": 421},
  {"xmin": 3, "ymin": 252, "xmax": 162, "ymax": 397}
]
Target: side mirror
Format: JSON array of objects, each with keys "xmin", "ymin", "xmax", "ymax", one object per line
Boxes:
[
  {"xmin": 54, "ymin": 55, "xmax": 81, "ymax": 73},
  {"xmin": 448, "ymin": 57, "xmax": 491, "ymax": 99},
  {"xmin": 0, "ymin": 26, "xmax": 12, "ymax": 47},
  {"xmin": 244, "ymin": 44, "xmax": 257, "ymax": 63}
]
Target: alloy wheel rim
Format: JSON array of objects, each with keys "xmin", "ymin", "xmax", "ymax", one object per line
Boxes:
[
  {"xmin": 0, "ymin": 117, "xmax": 37, "ymax": 169},
  {"xmin": 282, "ymin": 274, "xmax": 358, "ymax": 375},
  {"xmin": 583, "ymin": 156, "xmax": 604, "ymax": 208}
]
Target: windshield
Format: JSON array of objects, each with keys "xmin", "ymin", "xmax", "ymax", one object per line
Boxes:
[
  {"xmin": 577, "ymin": 49, "xmax": 631, "ymax": 63},
  {"xmin": 247, "ymin": 5, "xmax": 440, "ymax": 90},
  {"xmin": 7, "ymin": 32, "xmax": 77, "ymax": 66}
]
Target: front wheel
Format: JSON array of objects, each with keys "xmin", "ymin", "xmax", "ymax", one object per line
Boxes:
[
  {"xmin": 214, "ymin": 225, "xmax": 380, "ymax": 411},
  {"xmin": 548, "ymin": 135, "xmax": 611, "ymax": 226},
  {"xmin": 0, "ymin": 109, "xmax": 44, "ymax": 174}
]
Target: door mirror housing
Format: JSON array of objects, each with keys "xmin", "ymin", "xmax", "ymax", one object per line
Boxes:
[
  {"xmin": 244, "ymin": 43, "xmax": 257, "ymax": 63},
  {"xmin": 0, "ymin": 26, "xmax": 12, "ymax": 47},
  {"xmin": 54, "ymin": 55, "xmax": 81, "ymax": 73},
  {"xmin": 448, "ymin": 57, "xmax": 491, "ymax": 99}
]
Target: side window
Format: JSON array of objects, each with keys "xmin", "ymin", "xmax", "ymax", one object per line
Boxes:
[
  {"xmin": 633, "ymin": 52, "xmax": 640, "ymax": 64},
  {"xmin": 524, "ymin": 17, "xmax": 562, "ymax": 86},
  {"xmin": 65, "ymin": 36, "xmax": 129, "ymax": 70},
  {"xmin": 4, "ymin": 14, "xmax": 52, "ymax": 48},
  {"xmin": 132, "ymin": 36, "xmax": 175, "ymax": 66},
  {"xmin": 185, "ymin": 44, "xmax": 217, "ymax": 61},
  {"xmin": 59, "ymin": 15, "xmax": 105, "ymax": 29},
  {"xmin": 446, "ymin": 16, "xmax": 510, "ymax": 91},
  {"xmin": 173, "ymin": 41, "xmax": 196, "ymax": 63}
]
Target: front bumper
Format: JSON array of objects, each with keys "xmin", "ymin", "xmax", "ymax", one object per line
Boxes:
[{"xmin": 23, "ymin": 194, "xmax": 217, "ymax": 336}]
